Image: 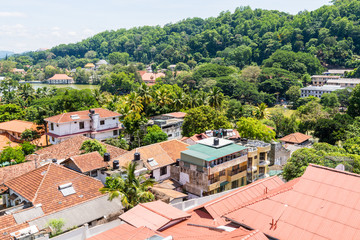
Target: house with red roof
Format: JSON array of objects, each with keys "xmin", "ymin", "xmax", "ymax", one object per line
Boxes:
[
  {"xmin": 61, "ymin": 151, "xmax": 110, "ymax": 183},
  {"xmin": 139, "ymin": 72, "xmax": 165, "ymax": 86},
  {"xmin": 45, "ymin": 108, "xmax": 123, "ymax": 144},
  {"xmin": 0, "ymin": 163, "xmax": 122, "ymax": 239},
  {"xmin": 279, "ymin": 132, "xmax": 311, "ymax": 145},
  {"xmin": 47, "ymin": 74, "xmax": 74, "ymax": 84}
]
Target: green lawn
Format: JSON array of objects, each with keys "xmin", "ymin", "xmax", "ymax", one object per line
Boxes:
[{"xmin": 267, "ymin": 106, "xmax": 297, "ymax": 118}]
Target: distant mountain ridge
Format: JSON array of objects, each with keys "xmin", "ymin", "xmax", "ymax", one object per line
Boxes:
[{"xmin": 0, "ymin": 51, "xmax": 14, "ymax": 59}]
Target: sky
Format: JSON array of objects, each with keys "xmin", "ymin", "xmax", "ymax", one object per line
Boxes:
[{"xmin": 0, "ymin": 0, "xmax": 331, "ymax": 53}]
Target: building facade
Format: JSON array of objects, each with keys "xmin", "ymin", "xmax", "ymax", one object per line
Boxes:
[
  {"xmin": 45, "ymin": 108, "xmax": 122, "ymax": 144},
  {"xmin": 326, "ymin": 78, "xmax": 360, "ymax": 88},
  {"xmin": 300, "ymin": 85, "xmax": 344, "ymax": 98},
  {"xmin": 47, "ymin": 74, "xmax": 74, "ymax": 84},
  {"xmin": 171, "ymin": 137, "xmax": 248, "ymax": 197},
  {"xmin": 311, "ymin": 75, "xmax": 340, "ymax": 86},
  {"xmin": 241, "ymin": 140, "xmax": 271, "ymax": 183}
]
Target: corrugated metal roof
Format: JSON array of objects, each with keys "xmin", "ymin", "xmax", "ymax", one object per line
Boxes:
[
  {"xmin": 184, "ymin": 143, "xmax": 246, "ymax": 161},
  {"xmin": 13, "ymin": 206, "xmax": 44, "ymax": 224},
  {"xmin": 224, "ymin": 164, "xmax": 360, "ymax": 240},
  {"xmin": 28, "ymin": 195, "xmax": 122, "ymax": 230}
]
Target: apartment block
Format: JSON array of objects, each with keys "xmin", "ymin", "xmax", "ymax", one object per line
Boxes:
[
  {"xmin": 171, "ymin": 137, "xmax": 248, "ymax": 197},
  {"xmin": 241, "ymin": 140, "xmax": 271, "ymax": 183}
]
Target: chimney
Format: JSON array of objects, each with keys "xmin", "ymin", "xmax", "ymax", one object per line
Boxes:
[
  {"xmin": 89, "ymin": 109, "xmax": 99, "ymax": 131},
  {"xmin": 104, "ymin": 153, "xmax": 110, "ymax": 162},
  {"xmin": 214, "ymin": 138, "xmax": 219, "ymax": 146},
  {"xmin": 134, "ymin": 152, "xmax": 140, "ymax": 161},
  {"xmin": 113, "ymin": 160, "xmax": 119, "ymax": 170}
]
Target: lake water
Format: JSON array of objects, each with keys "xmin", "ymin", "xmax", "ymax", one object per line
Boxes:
[{"xmin": 29, "ymin": 83, "xmax": 100, "ymax": 91}]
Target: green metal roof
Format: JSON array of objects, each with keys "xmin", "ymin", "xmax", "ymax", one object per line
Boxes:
[
  {"xmin": 220, "ymin": 181, "xmax": 229, "ymax": 187},
  {"xmin": 182, "ymin": 143, "xmax": 246, "ymax": 162}
]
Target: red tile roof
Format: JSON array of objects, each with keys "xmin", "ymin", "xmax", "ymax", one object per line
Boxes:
[
  {"xmin": 26, "ymin": 135, "xmax": 127, "ymax": 163},
  {"xmin": 88, "ymin": 224, "xmax": 165, "ymax": 240},
  {"xmin": 163, "ymin": 112, "xmax": 187, "ymax": 118},
  {"xmin": 114, "ymin": 139, "xmax": 188, "ymax": 171},
  {"xmin": 62, "ymin": 151, "xmax": 108, "ymax": 173},
  {"xmin": 48, "ymin": 74, "xmax": 73, "ymax": 80},
  {"xmin": 141, "ymin": 72, "xmax": 165, "ymax": 82},
  {"xmin": 224, "ymin": 164, "xmax": 360, "ymax": 240},
  {"xmin": 119, "ymin": 200, "xmax": 191, "ymax": 231},
  {"xmin": 44, "ymin": 108, "xmax": 120, "ymax": 123},
  {"xmin": 4, "ymin": 163, "xmax": 104, "ymax": 214},
  {"xmin": 0, "ymin": 161, "xmax": 35, "ymax": 184},
  {"xmin": 279, "ymin": 132, "xmax": 311, "ymax": 144},
  {"xmin": 193, "ymin": 176, "xmax": 284, "ymax": 221},
  {"xmin": 0, "ymin": 120, "xmax": 37, "ymax": 134},
  {"xmin": 0, "ymin": 214, "xmax": 29, "ymax": 240}
]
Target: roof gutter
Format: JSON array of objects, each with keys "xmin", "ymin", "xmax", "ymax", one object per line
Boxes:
[{"xmin": 224, "ymin": 217, "xmax": 280, "ymax": 240}]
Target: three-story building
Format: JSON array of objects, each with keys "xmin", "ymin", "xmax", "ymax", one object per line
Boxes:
[
  {"xmin": 171, "ymin": 137, "xmax": 248, "ymax": 197},
  {"xmin": 45, "ymin": 108, "xmax": 122, "ymax": 144}
]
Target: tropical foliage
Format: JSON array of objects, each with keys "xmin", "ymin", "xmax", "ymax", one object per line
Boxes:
[{"xmin": 100, "ymin": 162, "xmax": 155, "ymax": 210}]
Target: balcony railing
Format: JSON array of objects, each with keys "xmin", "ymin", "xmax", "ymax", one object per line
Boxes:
[
  {"xmin": 228, "ymin": 168, "xmax": 245, "ymax": 176},
  {"xmin": 209, "ymin": 177, "xmax": 220, "ymax": 184},
  {"xmin": 247, "ymin": 166, "xmax": 257, "ymax": 173},
  {"xmin": 259, "ymin": 160, "xmax": 270, "ymax": 166}
]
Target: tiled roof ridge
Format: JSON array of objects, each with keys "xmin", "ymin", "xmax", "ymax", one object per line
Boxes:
[
  {"xmin": 199, "ymin": 176, "xmax": 281, "ymax": 209},
  {"xmin": 128, "ymin": 226, "xmax": 162, "ymax": 240},
  {"xmin": 222, "ymin": 178, "xmax": 299, "ymax": 217},
  {"xmin": 57, "ymin": 113, "xmax": 66, "ymax": 124},
  {"xmin": 53, "ymin": 162, "xmax": 104, "ymax": 183},
  {"xmin": 308, "ymin": 163, "xmax": 360, "ymax": 177},
  {"xmin": 138, "ymin": 203, "xmax": 173, "ymax": 221},
  {"xmin": 31, "ymin": 164, "xmax": 51, "ymax": 202}
]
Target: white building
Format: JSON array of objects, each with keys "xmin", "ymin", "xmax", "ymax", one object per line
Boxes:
[
  {"xmin": 45, "ymin": 108, "xmax": 122, "ymax": 144},
  {"xmin": 47, "ymin": 74, "xmax": 74, "ymax": 84},
  {"xmin": 300, "ymin": 85, "xmax": 344, "ymax": 98},
  {"xmin": 326, "ymin": 78, "xmax": 360, "ymax": 88},
  {"xmin": 149, "ymin": 112, "xmax": 186, "ymax": 140}
]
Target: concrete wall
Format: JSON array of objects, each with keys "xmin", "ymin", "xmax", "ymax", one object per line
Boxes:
[{"xmin": 153, "ymin": 165, "xmax": 171, "ymax": 182}]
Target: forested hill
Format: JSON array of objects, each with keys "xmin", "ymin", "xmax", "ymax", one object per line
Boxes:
[{"xmin": 24, "ymin": 0, "xmax": 360, "ymax": 68}]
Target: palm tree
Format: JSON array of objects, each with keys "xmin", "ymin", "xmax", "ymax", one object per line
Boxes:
[
  {"xmin": 254, "ymin": 103, "xmax": 268, "ymax": 120},
  {"xmin": 154, "ymin": 88, "xmax": 173, "ymax": 108},
  {"xmin": 208, "ymin": 86, "xmax": 224, "ymax": 110},
  {"xmin": 100, "ymin": 162, "xmax": 155, "ymax": 210},
  {"xmin": 137, "ymin": 83, "xmax": 153, "ymax": 106},
  {"xmin": 126, "ymin": 92, "xmax": 143, "ymax": 113},
  {"xmin": 173, "ymin": 90, "xmax": 185, "ymax": 111}
]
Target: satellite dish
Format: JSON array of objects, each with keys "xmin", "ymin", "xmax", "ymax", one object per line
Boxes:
[{"xmin": 335, "ymin": 164, "xmax": 345, "ymax": 171}]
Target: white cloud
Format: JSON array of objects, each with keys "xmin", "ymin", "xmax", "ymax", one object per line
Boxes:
[
  {"xmin": 0, "ymin": 12, "xmax": 26, "ymax": 17},
  {"xmin": 51, "ymin": 31, "xmax": 61, "ymax": 37},
  {"xmin": 67, "ymin": 31, "xmax": 77, "ymax": 36},
  {"xmin": 0, "ymin": 24, "xmax": 27, "ymax": 37}
]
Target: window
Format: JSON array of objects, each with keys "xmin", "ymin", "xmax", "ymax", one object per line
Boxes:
[
  {"xmin": 248, "ymin": 157, "xmax": 253, "ymax": 166},
  {"xmin": 196, "ymin": 165, "xmax": 203, "ymax": 172},
  {"xmin": 100, "ymin": 120, "xmax": 105, "ymax": 125},
  {"xmin": 175, "ymin": 132, "xmax": 180, "ymax": 137},
  {"xmin": 113, "ymin": 130, "xmax": 118, "ymax": 136},
  {"xmin": 52, "ymin": 137, "xmax": 55, "ymax": 142},
  {"xmin": 231, "ymin": 180, "xmax": 239, "ymax": 189},
  {"xmin": 160, "ymin": 166, "xmax": 167, "ymax": 176},
  {"xmin": 209, "ymin": 174, "xmax": 214, "ymax": 181},
  {"xmin": 90, "ymin": 170, "xmax": 98, "ymax": 177},
  {"xmin": 50, "ymin": 123, "xmax": 54, "ymax": 131},
  {"xmin": 79, "ymin": 122, "xmax": 84, "ymax": 129},
  {"xmin": 241, "ymin": 177, "xmax": 245, "ymax": 186},
  {"xmin": 259, "ymin": 167, "xmax": 265, "ymax": 175},
  {"xmin": 183, "ymin": 162, "xmax": 190, "ymax": 168},
  {"xmin": 219, "ymin": 170, "xmax": 226, "ymax": 177},
  {"xmin": 260, "ymin": 152, "xmax": 266, "ymax": 161}
]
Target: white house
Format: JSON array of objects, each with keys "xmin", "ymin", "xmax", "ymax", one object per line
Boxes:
[{"xmin": 44, "ymin": 108, "xmax": 122, "ymax": 144}]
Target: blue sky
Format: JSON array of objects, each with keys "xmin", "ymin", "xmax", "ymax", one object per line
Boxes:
[{"xmin": 0, "ymin": 0, "xmax": 331, "ymax": 53}]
